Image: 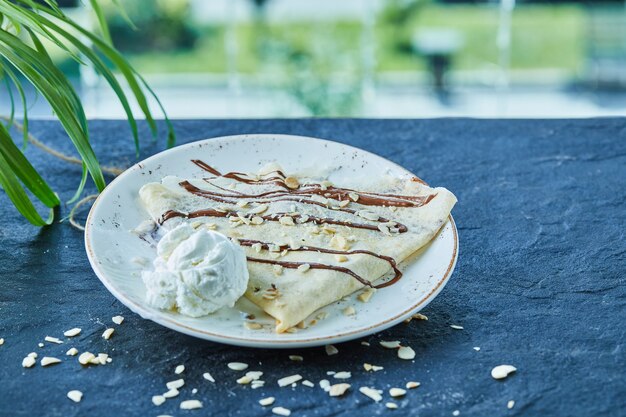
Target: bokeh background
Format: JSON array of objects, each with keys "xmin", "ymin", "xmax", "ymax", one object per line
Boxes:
[{"xmin": 4, "ymin": 0, "xmax": 626, "ymax": 118}]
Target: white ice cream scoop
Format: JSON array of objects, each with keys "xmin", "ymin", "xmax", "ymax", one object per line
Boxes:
[{"xmin": 142, "ymin": 224, "xmax": 249, "ymax": 317}]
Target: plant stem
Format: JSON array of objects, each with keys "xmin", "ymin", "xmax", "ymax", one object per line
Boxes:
[
  {"xmin": 67, "ymin": 194, "xmax": 98, "ymax": 231},
  {"xmin": 0, "ymin": 115, "xmax": 125, "ymax": 176},
  {"xmin": 1, "ymin": 115, "xmax": 127, "ymax": 230}
]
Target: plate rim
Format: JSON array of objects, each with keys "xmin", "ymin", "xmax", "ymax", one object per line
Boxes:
[{"xmin": 85, "ymin": 133, "xmax": 459, "ymax": 348}]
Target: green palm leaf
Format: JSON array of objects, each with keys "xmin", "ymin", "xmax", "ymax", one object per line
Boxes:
[
  {"xmin": 0, "ymin": 123, "xmax": 59, "ymax": 207},
  {"xmin": 0, "ymin": 0, "xmax": 176, "ymax": 226},
  {"xmin": 2, "ymin": 64, "xmax": 29, "ymax": 149},
  {"xmin": 0, "ymin": 149, "xmax": 54, "ymax": 226},
  {"xmin": 0, "ymin": 29, "xmax": 105, "ymax": 191}
]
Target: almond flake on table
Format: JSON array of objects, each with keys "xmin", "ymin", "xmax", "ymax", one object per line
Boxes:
[
  {"xmin": 333, "ymin": 371, "xmax": 351, "ymax": 379},
  {"xmin": 277, "ymin": 374, "xmax": 302, "ymax": 387},
  {"xmin": 202, "ymin": 372, "xmax": 215, "ymax": 382},
  {"xmin": 363, "ymin": 363, "xmax": 383, "ymax": 372},
  {"xmin": 102, "ymin": 328, "xmax": 114, "ymax": 340},
  {"xmin": 389, "ymin": 388, "xmax": 406, "ymax": 397},
  {"xmin": 67, "ymin": 390, "xmax": 83, "ymax": 403},
  {"xmin": 325, "ymin": 345, "xmax": 339, "ymax": 356},
  {"xmin": 329, "ymin": 383, "xmax": 351, "ymax": 397},
  {"xmin": 175, "ymin": 365, "xmax": 185, "ymax": 374},
  {"xmin": 491, "ymin": 365, "xmax": 517, "ymax": 380},
  {"xmin": 191, "ymin": 388, "xmax": 197, "ymax": 394},
  {"xmin": 246, "ymin": 371, "xmax": 263, "ymax": 380},
  {"xmin": 302, "ymin": 380, "xmax": 314, "ymax": 387},
  {"xmin": 453, "ymin": 410, "xmax": 460, "ymax": 416},
  {"xmin": 166, "ymin": 379, "xmax": 185, "ymax": 390},
  {"xmin": 0, "ymin": 338, "xmax": 4, "ymax": 345},
  {"xmin": 38, "ymin": 343, "xmax": 44, "ymax": 348},
  {"xmin": 162, "ymin": 389, "xmax": 179, "ymax": 399},
  {"xmin": 259, "ymin": 397, "xmax": 275, "ymax": 406},
  {"xmin": 450, "ymin": 324, "xmax": 464, "ymax": 330},
  {"xmin": 78, "ymin": 352, "xmax": 95, "ymax": 365},
  {"xmin": 180, "ymin": 400, "xmax": 203, "ymax": 410},
  {"xmin": 361, "ymin": 341, "xmax": 370, "ymax": 347},
  {"xmin": 22, "ymin": 356, "xmax": 36, "ymax": 368},
  {"xmin": 112, "ymin": 315, "xmax": 124, "ymax": 325},
  {"xmin": 237, "ymin": 375, "xmax": 254, "ymax": 385},
  {"xmin": 473, "ymin": 347, "xmax": 481, "ymax": 352},
  {"xmin": 359, "ymin": 387, "xmax": 383, "ymax": 402},
  {"xmin": 41, "ymin": 357, "xmax": 61, "ymax": 366},
  {"xmin": 289, "ymin": 355, "xmax": 304, "ymax": 362},
  {"xmin": 507, "ymin": 400, "xmax": 515, "ymax": 409},
  {"xmin": 386, "ymin": 402, "xmax": 398, "ymax": 409},
  {"xmin": 28, "ymin": 352, "xmax": 37, "ymax": 358},
  {"xmin": 319, "ymin": 379, "xmax": 331, "ymax": 392},
  {"xmin": 406, "ymin": 381, "xmax": 421, "ymax": 389},
  {"xmin": 272, "ymin": 406, "xmax": 291, "ymax": 416},
  {"xmin": 152, "ymin": 395, "xmax": 166, "ymax": 406},
  {"xmin": 88, "ymin": 355, "xmax": 101, "ymax": 365},
  {"xmin": 97, "ymin": 353, "xmax": 109, "ymax": 365},
  {"xmin": 380, "ymin": 340, "xmax": 401, "ymax": 349},
  {"xmin": 63, "ymin": 328, "xmax": 81, "ymax": 337},
  {"xmin": 227, "ymin": 362, "xmax": 248, "ymax": 371},
  {"xmin": 44, "ymin": 336, "xmax": 63, "ymax": 344},
  {"xmin": 398, "ymin": 346, "xmax": 416, "ymax": 360},
  {"xmin": 413, "ymin": 313, "xmax": 428, "ymax": 320}
]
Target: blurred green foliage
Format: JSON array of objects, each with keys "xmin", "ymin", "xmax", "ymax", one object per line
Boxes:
[
  {"xmin": 104, "ymin": 0, "xmax": 199, "ymax": 52},
  {"xmin": 380, "ymin": 0, "xmax": 430, "ymax": 54},
  {"xmin": 122, "ymin": 4, "xmax": 584, "ymax": 74},
  {"xmin": 108, "ymin": 2, "xmax": 585, "ymax": 115},
  {"xmin": 257, "ymin": 23, "xmax": 363, "ymax": 116}
]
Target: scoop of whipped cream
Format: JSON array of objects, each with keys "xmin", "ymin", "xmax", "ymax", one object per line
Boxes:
[{"xmin": 141, "ymin": 223, "xmax": 249, "ymax": 317}]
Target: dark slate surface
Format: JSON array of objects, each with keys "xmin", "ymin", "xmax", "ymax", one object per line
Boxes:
[{"xmin": 0, "ymin": 119, "xmax": 624, "ymax": 417}]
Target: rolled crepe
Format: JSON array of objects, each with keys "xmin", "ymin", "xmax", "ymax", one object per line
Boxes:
[{"xmin": 139, "ymin": 161, "xmax": 456, "ymax": 332}]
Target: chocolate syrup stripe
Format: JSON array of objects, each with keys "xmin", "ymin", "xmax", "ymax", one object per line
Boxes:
[
  {"xmin": 200, "ymin": 180, "xmax": 435, "ymax": 210},
  {"xmin": 191, "ymin": 159, "xmax": 435, "ymax": 208},
  {"xmin": 160, "ymin": 208, "xmax": 400, "ymax": 233},
  {"xmin": 239, "ymin": 239, "xmax": 401, "ymax": 289},
  {"xmin": 178, "ymin": 180, "xmax": 408, "ymax": 233}
]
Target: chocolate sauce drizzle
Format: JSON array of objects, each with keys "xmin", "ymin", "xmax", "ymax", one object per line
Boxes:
[
  {"xmin": 169, "ymin": 160, "xmax": 437, "ymax": 233},
  {"xmin": 157, "ymin": 160, "xmax": 437, "ymax": 289},
  {"xmin": 178, "ymin": 180, "xmax": 410, "ymax": 232},
  {"xmin": 239, "ymin": 239, "xmax": 401, "ymax": 289},
  {"xmin": 192, "ymin": 159, "xmax": 434, "ymax": 208},
  {"xmin": 161, "ymin": 207, "xmax": 402, "ymax": 233}
]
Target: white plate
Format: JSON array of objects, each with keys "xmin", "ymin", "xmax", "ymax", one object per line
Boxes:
[{"xmin": 85, "ymin": 134, "xmax": 458, "ymax": 348}]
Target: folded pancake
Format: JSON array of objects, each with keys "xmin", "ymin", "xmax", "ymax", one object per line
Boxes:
[{"xmin": 139, "ymin": 160, "xmax": 456, "ymax": 332}]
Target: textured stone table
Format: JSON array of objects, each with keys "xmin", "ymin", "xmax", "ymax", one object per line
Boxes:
[{"xmin": 0, "ymin": 119, "xmax": 624, "ymax": 417}]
